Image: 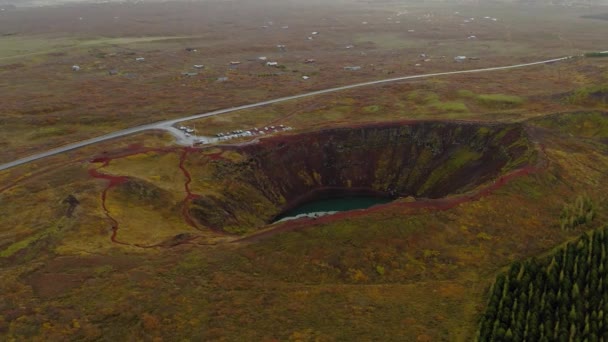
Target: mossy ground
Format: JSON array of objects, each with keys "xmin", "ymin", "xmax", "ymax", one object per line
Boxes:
[
  {"xmin": 1, "ymin": 113, "xmax": 608, "ymax": 340},
  {"xmin": 2, "ymin": 2, "xmax": 608, "ymax": 339}
]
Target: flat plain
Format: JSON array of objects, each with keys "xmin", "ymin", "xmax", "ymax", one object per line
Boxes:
[{"xmin": 1, "ymin": 0, "xmax": 608, "ymax": 340}]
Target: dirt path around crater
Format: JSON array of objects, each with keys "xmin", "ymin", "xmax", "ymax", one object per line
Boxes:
[
  {"xmin": 88, "ymin": 145, "xmax": 205, "ymax": 248},
  {"xmin": 1, "ymin": 119, "xmax": 551, "ymax": 249}
]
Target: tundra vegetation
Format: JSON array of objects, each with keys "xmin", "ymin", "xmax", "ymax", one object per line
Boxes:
[{"xmin": 1, "ymin": 0, "xmax": 608, "ymax": 340}]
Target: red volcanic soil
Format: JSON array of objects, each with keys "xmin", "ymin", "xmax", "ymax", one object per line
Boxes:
[
  {"xmin": 236, "ymin": 147, "xmax": 547, "ymax": 244},
  {"xmin": 88, "ymin": 145, "xmax": 208, "ymax": 248},
  {"xmin": 179, "ymin": 147, "xmax": 202, "ymax": 229},
  {"xmin": 190, "ymin": 120, "xmax": 536, "ymax": 233},
  {"xmin": 88, "ymin": 166, "xmax": 130, "ymax": 246},
  {"xmin": 3, "ymin": 120, "xmax": 546, "ymax": 248}
]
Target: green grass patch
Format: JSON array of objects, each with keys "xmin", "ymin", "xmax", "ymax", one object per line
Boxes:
[
  {"xmin": 565, "ymin": 84, "xmax": 608, "ymax": 106},
  {"xmin": 407, "ymin": 90, "xmax": 440, "ymax": 105},
  {"xmin": 0, "ymin": 219, "xmax": 66, "ymax": 258},
  {"xmin": 408, "ymin": 91, "xmax": 469, "ymax": 113},
  {"xmin": 457, "ymin": 89, "xmax": 476, "ymax": 98},
  {"xmin": 354, "ymin": 32, "xmax": 424, "ymax": 50},
  {"xmin": 584, "ymin": 52, "xmax": 608, "ymax": 58},
  {"xmin": 29, "ymin": 126, "xmax": 75, "ymax": 140},
  {"xmin": 363, "ymin": 105, "xmax": 381, "ymax": 113},
  {"xmin": 0, "ymin": 35, "xmax": 196, "ymax": 60},
  {"xmin": 531, "ymin": 112, "xmax": 608, "ymax": 139},
  {"xmin": 476, "ymin": 94, "xmax": 524, "ymax": 109},
  {"xmin": 418, "ymin": 147, "xmax": 482, "ymax": 195},
  {"xmin": 431, "ymin": 101, "xmax": 469, "ymax": 113}
]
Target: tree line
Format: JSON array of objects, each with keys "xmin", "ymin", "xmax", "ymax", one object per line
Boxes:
[{"xmin": 477, "ymin": 225, "xmax": 608, "ymax": 341}]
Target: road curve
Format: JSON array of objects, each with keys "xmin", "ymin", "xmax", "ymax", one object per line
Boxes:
[{"xmin": 0, "ymin": 56, "xmax": 572, "ymax": 171}]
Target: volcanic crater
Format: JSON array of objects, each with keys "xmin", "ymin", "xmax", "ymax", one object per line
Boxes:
[{"xmin": 188, "ymin": 121, "xmax": 536, "ymax": 233}]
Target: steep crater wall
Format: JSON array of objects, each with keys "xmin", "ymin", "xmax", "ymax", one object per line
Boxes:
[{"xmin": 189, "ymin": 121, "xmax": 535, "ymax": 233}]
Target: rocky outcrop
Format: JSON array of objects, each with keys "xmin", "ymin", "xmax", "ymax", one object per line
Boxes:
[{"xmin": 189, "ymin": 121, "xmax": 535, "ymax": 233}]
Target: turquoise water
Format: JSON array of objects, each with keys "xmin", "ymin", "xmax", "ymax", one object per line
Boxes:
[{"xmin": 275, "ymin": 196, "xmax": 393, "ymax": 221}]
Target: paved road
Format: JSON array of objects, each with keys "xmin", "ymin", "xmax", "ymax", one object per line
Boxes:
[{"xmin": 0, "ymin": 56, "xmax": 573, "ymax": 171}]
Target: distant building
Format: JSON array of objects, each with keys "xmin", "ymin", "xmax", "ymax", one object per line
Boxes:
[
  {"xmin": 454, "ymin": 56, "xmax": 467, "ymax": 62},
  {"xmin": 229, "ymin": 61, "xmax": 241, "ymax": 65},
  {"xmin": 193, "ymin": 65, "xmax": 205, "ymax": 69}
]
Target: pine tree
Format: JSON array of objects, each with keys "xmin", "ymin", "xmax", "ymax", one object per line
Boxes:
[
  {"xmin": 574, "ymin": 283, "xmax": 581, "ymax": 299},
  {"xmin": 477, "ymin": 226, "xmax": 608, "ymax": 341}
]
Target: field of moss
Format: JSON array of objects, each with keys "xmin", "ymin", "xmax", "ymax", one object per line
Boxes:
[
  {"xmin": 3, "ymin": 1, "xmax": 608, "ymax": 340},
  {"xmin": 1, "ymin": 111, "xmax": 608, "ymax": 340}
]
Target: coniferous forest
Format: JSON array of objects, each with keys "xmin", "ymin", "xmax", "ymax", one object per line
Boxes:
[{"xmin": 478, "ymin": 226, "xmax": 608, "ymax": 341}]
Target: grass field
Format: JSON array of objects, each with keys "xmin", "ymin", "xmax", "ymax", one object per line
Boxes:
[
  {"xmin": 2, "ymin": 0, "xmax": 608, "ymax": 340},
  {"xmin": 1, "ymin": 1, "xmax": 607, "ymax": 163}
]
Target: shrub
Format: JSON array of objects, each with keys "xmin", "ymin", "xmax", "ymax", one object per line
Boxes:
[
  {"xmin": 560, "ymin": 195, "xmax": 595, "ymax": 230},
  {"xmin": 585, "ymin": 52, "xmax": 608, "ymax": 58}
]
